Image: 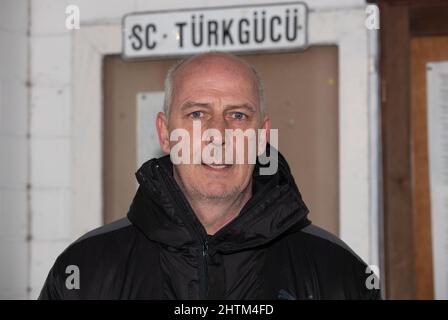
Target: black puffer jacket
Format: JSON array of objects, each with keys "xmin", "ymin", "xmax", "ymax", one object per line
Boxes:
[{"xmin": 39, "ymin": 152, "xmax": 380, "ymax": 300}]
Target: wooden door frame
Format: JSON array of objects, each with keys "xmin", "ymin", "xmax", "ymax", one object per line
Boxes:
[{"xmin": 370, "ymin": 0, "xmax": 448, "ymax": 299}]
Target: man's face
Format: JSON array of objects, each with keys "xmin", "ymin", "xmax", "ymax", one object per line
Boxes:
[{"xmin": 157, "ymin": 55, "xmax": 270, "ymax": 202}]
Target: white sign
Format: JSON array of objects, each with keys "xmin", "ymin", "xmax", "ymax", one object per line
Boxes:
[
  {"xmin": 123, "ymin": 2, "xmax": 308, "ymax": 59},
  {"xmin": 427, "ymin": 61, "xmax": 448, "ymax": 300}
]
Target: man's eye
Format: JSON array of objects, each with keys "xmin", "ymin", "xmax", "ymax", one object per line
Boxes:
[
  {"xmin": 231, "ymin": 112, "xmax": 247, "ymax": 120},
  {"xmin": 189, "ymin": 111, "xmax": 203, "ymax": 119}
]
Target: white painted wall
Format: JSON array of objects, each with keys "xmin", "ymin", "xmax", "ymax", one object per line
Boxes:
[
  {"xmin": 28, "ymin": 0, "xmax": 73, "ymax": 300},
  {"xmin": 0, "ymin": 0, "xmax": 376, "ymax": 299},
  {"xmin": 0, "ymin": 0, "xmax": 29, "ymax": 299}
]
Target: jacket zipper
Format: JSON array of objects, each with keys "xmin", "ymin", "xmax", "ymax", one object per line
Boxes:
[
  {"xmin": 150, "ymin": 162, "xmax": 211, "ymax": 299},
  {"xmin": 202, "ymin": 238, "xmax": 209, "ymax": 299}
]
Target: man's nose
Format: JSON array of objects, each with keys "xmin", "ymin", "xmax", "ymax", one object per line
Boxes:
[{"xmin": 206, "ymin": 116, "xmax": 227, "ymax": 146}]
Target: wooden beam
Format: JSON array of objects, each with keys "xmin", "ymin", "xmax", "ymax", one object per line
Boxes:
[
  {"xmin": 378, "ymin": 1, "xmax": 417, "ymax": 299},
  {"xmin": 410, "ymin": 5, "xmax": 448, "ymax": 37}
]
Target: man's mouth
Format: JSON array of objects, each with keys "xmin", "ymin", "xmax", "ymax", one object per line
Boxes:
[{"xmin": 202, "ymin": 163, "xmax": 233, "ymax": 170}]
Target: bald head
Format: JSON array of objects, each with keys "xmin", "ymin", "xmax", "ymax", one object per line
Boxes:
[{"xmin": 163, "ymin": 52, "xmax": 266, "ymax": 119}]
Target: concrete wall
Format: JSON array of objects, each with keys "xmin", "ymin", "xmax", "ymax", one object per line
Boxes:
[
  {"xmin": 28, "ymin": 0, "xmax": 73, "ymax": 299},
  {"xmin": 0, "ymin": 0, "xmax": 29, "ymax": 299}
]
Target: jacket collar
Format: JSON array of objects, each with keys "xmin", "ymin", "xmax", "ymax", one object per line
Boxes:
[{"xmin": 127, "ymin": 146, "xmax": 310, "ymax": 254}]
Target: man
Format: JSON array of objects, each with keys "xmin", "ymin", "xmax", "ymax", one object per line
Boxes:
[{"xmin": 39, "ymin": 52, "xmax": 380, "ymax": 300}]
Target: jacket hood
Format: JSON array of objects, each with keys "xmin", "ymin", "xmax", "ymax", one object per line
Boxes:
[{"xmin": 127, "ymin": 145, "xmax": 310, "ymax": 254}]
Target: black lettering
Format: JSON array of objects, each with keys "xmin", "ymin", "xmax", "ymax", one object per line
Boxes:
[
  {"xmin": 175, "ymin": 22, "xmax": 187, "ymax": 48},
  {"xmin": 145, "ymin": 24, "xmax": 157, "ymax": 49},
  {"xmin": 208, "ymin": 20, "xmax": 218, "ymax": 46},
  {"xmin": 254, "ymin": 11, "xmax": 266, "ymax": 43},
  {"xmin": 192, "ymin": 14, "xmax": 204, "ymax": 47},
  {"xmin": 285, "ymin": 9, "xmax": 298, "ymax": 42},
  {"xmin": 131, "ymin": 24, "xmax": 143, "ymax": 50},
  {"xmin": 238, "ymin": 18, "xmax": 250, "ymax": 44},
  {"xmin": 222, "ymin": 19, "xmax": 234, "ymax": 45},
  {"xmin": 270, "ymin": 16, "xmax": 281, "ymax": 42}
]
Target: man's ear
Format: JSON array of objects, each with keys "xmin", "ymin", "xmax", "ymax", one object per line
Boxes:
[
  {"xmin": 156, "ymin": 112, "xmax": 170, "ymax": 154},
  {"xmin": 258, "ymin": 114, "xmax": 271, "ymax": 156},
  {"xmin": 263, "ymin": 115, "xmax": 271, "ymax": 141}
]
